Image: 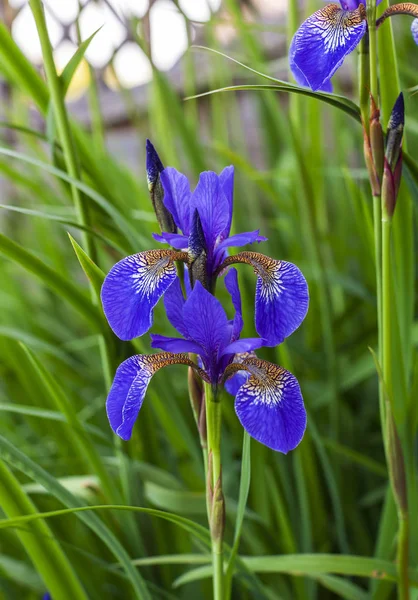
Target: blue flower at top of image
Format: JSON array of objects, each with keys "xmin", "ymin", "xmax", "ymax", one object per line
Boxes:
[
  {"xmin": 106, "ymin": 270, "xmax": 307, "ymax": 453},
  {"xmin": 101, "ymin": 141, "xmax": 308, "ymax": 347},
  {"xmin": 289, "ymin": 0, "xmax": 418, "ymax": 92}
]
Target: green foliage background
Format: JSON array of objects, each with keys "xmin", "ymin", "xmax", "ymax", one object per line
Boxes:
[{"xmin": 0, "ymin": 1, "xmax": 417, "ymax": 598}]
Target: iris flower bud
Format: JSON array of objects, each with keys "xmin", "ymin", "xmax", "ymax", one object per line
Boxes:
[
  {"xmin": 188, "ymin": 209, "xmax": 208, "ymax": 290},
  {"xmin": 382, "ymin": 93, "xmax": 404, "ymax": 218},
  {"xmin": 146, "ymin": 139, "xmax": 176, "ymax": 234}
]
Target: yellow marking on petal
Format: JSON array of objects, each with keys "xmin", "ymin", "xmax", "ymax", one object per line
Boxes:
[{"xmin": 142, "ymin": 352, "xmax": 210, "ymax": 382}]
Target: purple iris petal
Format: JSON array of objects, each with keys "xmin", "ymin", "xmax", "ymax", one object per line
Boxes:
[
  {"xmin": 101, "ymin": 250, "xmax": 178, "ymax": 341},
  {"xmin": 254, "ymin": 258, "xmax": 309, "ymax": 346},
  {"xmin": 163, "ymin": 277, "xmax": 188, "ymax": 337},
  {"xmin": 150, "ymin": 334, "xmax": 201, "ymax": 354},
  {"xmin": 218, "ymin": 230, "xmax": 267, "ymax": 251},
  {"xmin": 289, "ymin": 4, "xmax": 366, "ymax": 91},
  {"xmin": 182, "ymin": 281, "xmax": 230, "ymax": 370},
  {"xmin": 291, "ymin": 58, "xmax": 334, "ymax": 92},
  {"xmin": 225, "ymin": 268, "xmax": 243, "ymax": 340},
  {"xmin": 191, "ymin": 172, "xmax": 229, "ymax": 254},
  {"xmin": 219, "ymin": 165, "xmax": 234, "ymax": 238},
  {"xmin": 107, "ymin": 353, "xmax": 202, "ymax": 440},
  {"xmin": 412, "ymin": 19, "xmax": 418, "ymax": 44},
  {"xmin": 234, "ymin": 358, "xmax": 307, "ymax": 453},
  {"xmin": 160, "ymin": 167, "xmax": 192, "ymax": 233},
  {"xmin": 153, "ymin": 232, "xmax": 189, "ymax": 249},
  {"xmin": 106, "ymin": 355, "xmax": 153, "ymax": 440},
  {"xmin": 221, "ymin": 337, "xmax": 265, "ymax": 356}
]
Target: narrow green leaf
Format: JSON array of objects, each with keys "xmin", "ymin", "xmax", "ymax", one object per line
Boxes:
[
  {"xmin": 225, "ymin": 431, "xmax": 251, "ymax": 594},
  {"xmin": 68, "ymin": 233, "xmax": 105, "ymax": 299},
  {"xmin": 173, "ymin": 553, "xmax": 418, "ymax": 587},
  {"xmin": 46, "ymin": 27, "xmax": 103, "ymax": 144},
  {"xmin": 315, "ymin": 574, "xmax": 369, "ymax": 600},
  {"xmin": 130, "ymin": 554, "xmax": 211, "ymax": 567}
]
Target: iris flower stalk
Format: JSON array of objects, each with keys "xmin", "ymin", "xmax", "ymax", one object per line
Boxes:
[{"xmin": 101, "ymin": 143, "xmax": 309, "ymax": 599}]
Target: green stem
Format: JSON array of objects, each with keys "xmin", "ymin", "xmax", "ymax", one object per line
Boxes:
[
  {"xmin": 367, "ymin": 0, "xmax": 378, "ymax": 102},
  {"xmin": 373, "ymin": 196, "xmax": 385, "ymax": 430},
  {"xmin": 205, "ymin": 382, "xmax": 224, "ymax": 600},
  {"xmin": 381, "ymin": 218, "xmax": 392, "ymax": 400},
  {"xmin": 0, "ymin": 460, "xmax": 87, "ymax": 600},
  {"xmin": 398, "ymin": 514, "xmax": 410, "ymax": 600},
  {"xmin": 382, "ymin": 216, "xmax": 410, "ymax": 599}
]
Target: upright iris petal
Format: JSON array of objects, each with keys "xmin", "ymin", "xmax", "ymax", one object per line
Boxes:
[
  {"xmin": 289, "ymin": 3, "xmax": 367, "ymax": 91},
  {"xmin": 153, "ymin": 165, "xmax": 267, "ymax": 279},
  {"xmin": 231, "ymin": 357, "xmax": 307, "ymax": 453},
  {"xmin": 101, "ymin": 249, "xmax": 187, "ymax": 340},
  {"xmin": 107, "ymin": 353, "xmax": 208, "ymax": 440}
]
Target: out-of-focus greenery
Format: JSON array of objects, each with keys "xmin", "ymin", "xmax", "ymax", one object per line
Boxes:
[{"xmin": 0, "ymin": 1, "xmax": 417, "ymax": 598}]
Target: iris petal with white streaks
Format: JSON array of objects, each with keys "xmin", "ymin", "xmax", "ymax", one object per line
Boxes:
[{"xmin": 101, "ymin": 250, "xmax": 186, "ymax": 340}]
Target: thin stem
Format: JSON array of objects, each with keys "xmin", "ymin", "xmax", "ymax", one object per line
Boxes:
[
  {"xmin": 29, "ymin": 0, "xmax": 118, "ymax": 501},
  {"xmin": 367, "ymin": 0, "xmax": 378, "ymax": 102},
  {"xmin": 381, "ymin": 218, "xmax": 392, "ymax": 399},
  {"xmin": 382, "ymin": 215, "xmax": 410, "ymax": 599},
  {"xmin": 398, "ymin": 514, "xmax": 410, "ymax": 600},
  {"xmin": 204, "ymin": 382, "xmax": 224, "ymax": 600},
  {"xmin": 373, "ymin": 196, "xmax": 384, "ymax": 429}
]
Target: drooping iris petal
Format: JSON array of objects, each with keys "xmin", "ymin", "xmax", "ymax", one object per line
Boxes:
[
  {"xmin": 217, "ymin": 230, "xmax": 267, "ymax": 251},
  {"xmin": 160, "ymin": 167, "xmax": 192, "ymax": 233},
  {"xmin": 233, "ymin": 357, "xmax": 307, "ymax": 453},
  {"xmin": 222, "ymin": 252, "xmax": 309, "ymax": 346},
  {"xmin": 225, "ymin": 267, "xmax": 243, "ymax": 340},
  {"xmin": 101, "ymin": 250, "xmax": 185, "ymax": 340},
  {"xmin": 150, "ymin": 334, "xmax": 201, "ymax": 354},
  {"xmin": 191, "ymin": 172, "xmax": 229, "ymax": 253},
  {"xmin": 153, "ymin": 232, "xmax": 189, "ymax": 249},
  {"xmin": 107, "ymin": 353, "xmax": 207, "ymax": 440},
  {"xmin": 163, "ymin": 277, "xmax": 188, "ymax": 337},
  {"xmin": 412, "ymin": 19, "xmax": 418, "ymax": 44},
  {"xmin": 289, "ymin": 4, "xmax": 366, "ymax": 91},
  {"xmin": 182, "ymin": 281, "xmax": 230, "ymax": 368},
  {"xmin": 291, "ymin": 58, "xmax": 334, "ymax": 92},
  {"xmin": 219, "ymin": 165, "xmax": 234, "ymax": 238}
]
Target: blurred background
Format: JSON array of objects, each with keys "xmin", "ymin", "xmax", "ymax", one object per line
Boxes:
[{"xmin": 0, "ymin": 1, "xmax": 417, "ymax": 599}]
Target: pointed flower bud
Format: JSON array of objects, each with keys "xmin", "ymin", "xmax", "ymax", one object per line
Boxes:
[
  {"xmin": 188, "ymin": 209, "xmax": 209, "ymax": 290},
  {"xmin": 385, "ymin": 93, "xmax": 404, "ymax": 172},
  {"xmin": 146, "ymin": 139, "xmax": 176, "ymax": 234},
  {"xmin": 382, "ymin": 94, "xmax": 404, "ymax": 218}
]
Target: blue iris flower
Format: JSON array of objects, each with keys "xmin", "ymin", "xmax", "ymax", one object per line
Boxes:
[
  {"xmin": 101, "ymin": 143, "xmax": 308, "ymax": 346},
  {"xmin": 106, "ymin": 270, "xmax": 307, "ymax": 453},
  {"xmin": 289, "ymin": 0, "xmax": 418, "ymax": 92}
]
